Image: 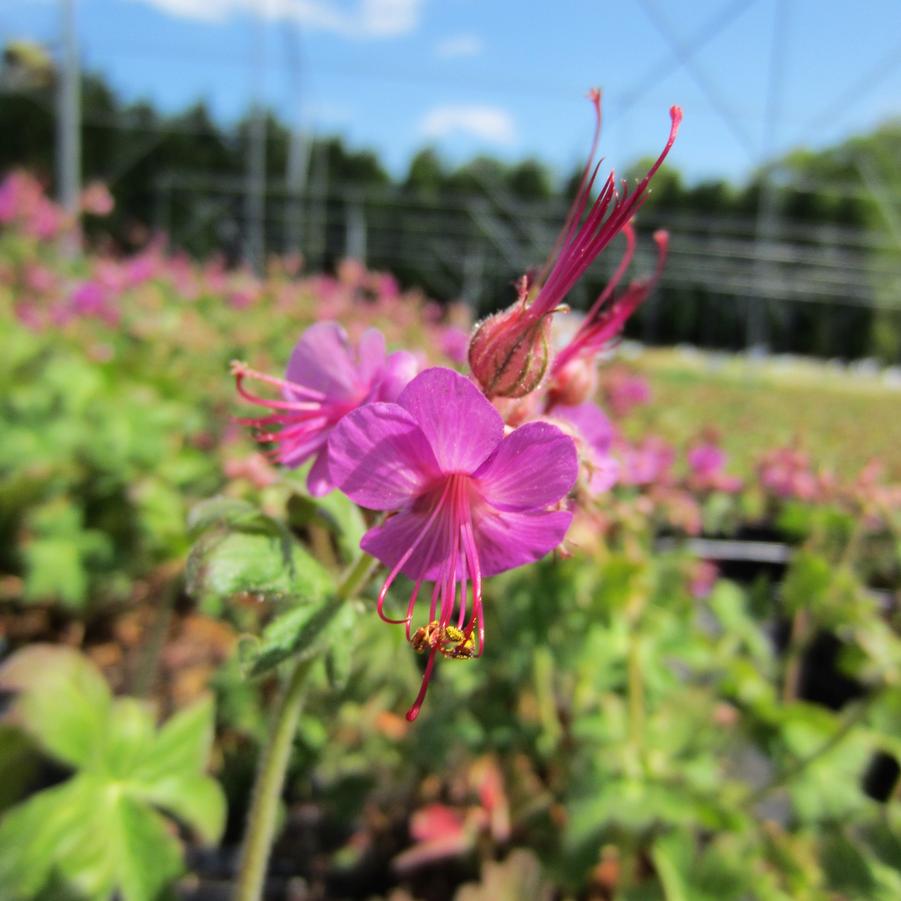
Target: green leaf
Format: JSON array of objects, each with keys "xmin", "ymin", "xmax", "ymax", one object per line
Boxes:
[
  {"xmin": 100, "ymin": 698, "xmax": 158, "ymax": 778},
  {"xmin": 244, "ymin": 597, "xmax": 346, "ymax": 677},
  {"xmin": 0, "ymin": 725, "xmax": 39, "ymax": 813},
  {"xmin": 652, "ymin": 832, "xmax": 693, "ymax": 901},
  {"xmin": 781, "ymin": 551, "xmax": 831, "ymax": 617},
  {"xmin": 0, "ymin": 648, "xmax": 226, "ymax": 899},
  {"xmin": 135, "ymin": 773, "xmax": 226, "ymax": 845},
  {"xmin": 113, "ymin": 795, "xmax": 184, "ymax": 901},
  {"xmin": 187, "ymin": 495, "xmax": 267, "ymax": 535},
  {"xmin": 186, "ymin": 528, "xmax": 333, "ymax": 610},
  {"xmin": 135, "ymin": 695, "xmax": 216, "ymax": 781},
  {"xmin": 23, "ymin": 537, "xmax": 88, "ymax": 609},
  {"xmin": 324, "ymin": 604, "xmax": 360, "ymax": 691},
  {"xmin": 0, "ymin": 645, "xmax": 111, "ymax": 770},
  {"xmin": 307, "ymin": 490, "xmax": 367, "ymax": 562}
]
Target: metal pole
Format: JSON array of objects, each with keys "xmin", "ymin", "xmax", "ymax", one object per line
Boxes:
[
  {"xmin": 283, "ymin": 21, "xmax": 309, "ymax": 254},
  {"xmin": 56, "ymin": 0, "xmax": 80, "ymax": 227},
  {"xmin": 244, "ymin": 13, "xmax": 266, "ymax": 273},
  {"xmin": 749, "ymin": 0, "xmax": 791, "ymax": 354},
  {"xmin": 344, "ymin": 198, "xmax": 366, "ymax": 263}
]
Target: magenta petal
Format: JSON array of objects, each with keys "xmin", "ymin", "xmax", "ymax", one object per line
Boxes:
[
  {"xmin": 306, "ymin": 446, "xmax": 334, "ymax": 497},
  {"xmin": 278, "ymin": 430, "xmax": 327, "ymax": 469},
  {"xmin": 587, "ymin": 454, "xmax": 619, "ymax": 494},
  {"xmin": 475, "ymin": 421, "xmax": 577, "ymax": 512},
  {"xmin": 356, "ymin": 328, "xmax": 388, "ymax": 387},
  {"xmin": 397, "ymin": 368, "xmax": 503, "ymax": 473},
  {"xmin": 374, "ymin": 350, "xmax": 420, "ymax": 403},
  {"xmin": 361, "ymin": 509, "xmax": 451, "ymax": 581},
  {"xmin": 328, "ymin": 403, "xmax": 440, "ymax": 510},
  {"xmin": 473, "ymin": 508, "xmax": 573, "ymax": 577},
  {"xmin": 285, "ymin": 322, "xmax": 369, "ymax": 401},
  {"xmin": 552, "ymin": 402, "xmax": 615, "ymax": 455}
]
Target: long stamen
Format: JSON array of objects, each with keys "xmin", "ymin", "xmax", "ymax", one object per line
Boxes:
[
  {"xmin": 567, "ymin": 228, "xmax": 670, "ymax": 361},
  {"xmin": 375, "ymin": 484, "xmax": 451, "ymax": 625},
  {"xmin": 404, "ymin": 580, "xmax": 423, "ymax": 642},
  {"xmin": 527, "ymin": 106, "xmax": 680, "ymax": 323},
  {"xmin": 536, "ymin": 88, "xmax": 604, "ymax": 286},
  {"xmin": 460, "ymin": 520, "xmax": 484, "ymax": 656},
  {"xmin": 406, "ymin": 647, "xmax": 439, "ymax": 723},
  {"xmin": 582, "ymin": 220, "xmax": 637, "ymax": 324},
  {"xmin": 230, "ymin": 360, "xmax": 327, "ymax": 403}
]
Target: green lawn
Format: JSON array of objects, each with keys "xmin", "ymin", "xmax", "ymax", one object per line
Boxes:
[{"xmin": 627, "ymin": 348, "xmax": 901, "ymax": 478}]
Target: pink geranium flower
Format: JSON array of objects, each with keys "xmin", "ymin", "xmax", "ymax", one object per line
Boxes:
[
  {"xmin": 232, "ymin": 322, "xmax": 418, "ymax": 496},
  {"xmin": 551, "ymin": 402, "xmax": 620, "ymax": 494},
  {"xmin": 328, "ymin": 367, "xmax": 577, "ymax": 721}
]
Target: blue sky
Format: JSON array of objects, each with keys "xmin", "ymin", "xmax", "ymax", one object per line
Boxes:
[{"xmin": 4, "ymin": 0, "xmax": 901, "ymax": 185}]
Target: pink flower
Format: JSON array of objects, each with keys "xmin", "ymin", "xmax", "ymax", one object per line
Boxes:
[
  {"xmin": 604, "ymin": 369, "xmax": 652, "ymax": 418},
  {"xmin": 618, "ymin": 436, "xmax": 675, "ymax": 486},
  {"xmin": 551, "ymin": 402, "xmax": 620, "ymax": 494},
  {"xmin": 687, "ymin": 442, "xmax": 742, "ymax": 493},
  {"xmin": 689, "ymin": 559, "xmax": 719, "ymax": 599},
  {"xmin": 232, "ymin": 322, "xmax": 418, "ymax": 497},
  {"xmin": 438, "ymin": 325, "xmax": 470, "ymax": 364},
  {"xmin": 328, "ymin": 367, "xmax": 577, "ymax": 721},
  {"xmin": 552, "ymin": 227, "xmax": 669, "ymax": 376},
  {"xmin": 688, "ymin": 442, "xmax": 727, "ymax": 478},
  {"xmin": 468, "ymin": 93, "xmax": 681, "ymax": 399},
  {"xmin": 79, "ymin": 181, "xmax": 114, "ymax": 217}
]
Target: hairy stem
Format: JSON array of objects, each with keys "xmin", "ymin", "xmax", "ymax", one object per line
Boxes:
[
  {"xmin": 233, "ymin": 551, "xmax": 376, "ymax": 901},
  {"xmin": 744, "ymin": 697, "xmax": 871, "ymax": 807}
]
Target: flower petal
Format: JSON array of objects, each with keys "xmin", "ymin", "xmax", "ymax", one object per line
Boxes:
[
  {"xmin": 374, "ymin": 350, "xmax": 420, "ymax": 403},
  {"xmin": 328, "ymin": 403, "xmax": 440, "ymax": 510},
  {"xmin": 277, "ymin": 430, "xmax": 326, "ymax": 469},
  {"xmin": 355, "ymin": 328, "xmax": 388, "ymax": 387},
  {"xmin": 306, "ymin": 446, "xmax": 334, "ymax": 497},
  {"xmin": 361, "ymin": 508, "xmax": 451, "ymax": 581},
  {"xmin": 586, "ymin": 454, "xmax": 619, "ymax": 494},
  {"xmin": 552, "ymin": 402, "xmax": 615, "ymax": 455},
  {"xmin": 285, "ymin": 322, "xmax": 371, "ymax": 401},
  {"xmin": 397, "ymin": 368, "xmax": 503, "ymax": 473},
  {"xmin": 474, "ymin": 508, "xmax": 573, "ymax": 577},
  {"xmin": 476, "ymin": 421, "xmax": 577, "ymax": 512}
]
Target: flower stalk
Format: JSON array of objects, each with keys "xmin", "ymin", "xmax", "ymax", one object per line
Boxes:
[{"xmin": 233, "ymin": 550, "xmax": 376, "ymax": 901}]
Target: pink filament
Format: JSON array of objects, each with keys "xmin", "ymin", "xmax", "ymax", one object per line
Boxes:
[
  {"xmin": 389, "ymin": 473, "xmax": 485, "ymax": 722},
  {"xmin": 231, "ymin": 362, "xmax": 340, "ymax": 465},
  {"xmin": 527, "ymin": 105, "xmax": 681, "ymax": 324}
]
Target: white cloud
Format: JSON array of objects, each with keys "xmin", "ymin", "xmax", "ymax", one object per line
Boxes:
[
  {"xmin": 435, "ymin": 34, "xmax": 483, "ymax": 59},
  {"xmin": 130, "ymin": 0, "xmax": 422, "ymax": 38},
  {"xmin": 419, "ymin": 105, "xmax": 516, "ymax": 145}
]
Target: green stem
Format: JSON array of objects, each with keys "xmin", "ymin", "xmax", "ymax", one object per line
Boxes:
[
  {"xmin": 131, "ymin": 575, "xmax": 179, "ymax": 698},
  {"xmin": 233, "ymin": 655, "xmax": 314, "ymax": 901},
  {"xmin": 233, "ymin": 551, "xmax": 376, "ymax": 901},
  {"xmin": 743, "ymin": 698, "xmax": 871, "ymax": 807},
  {"xmin": 627, "ymin": 631, "xmax": 645, "ymax": 765}
]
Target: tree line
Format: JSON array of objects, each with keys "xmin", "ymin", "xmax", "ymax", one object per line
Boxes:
[{"xmin": 2, "ymin": 55, "xmax": 899, "ymax": 361}]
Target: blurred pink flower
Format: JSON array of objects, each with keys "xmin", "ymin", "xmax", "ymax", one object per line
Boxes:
[
  {"xmin": 551, "ymin": 401, "xmax": 620, "ymax": 494},
  {"xmin": 604, "ymin": 369, "xmax": 652, "ymax": 418},
  {"xmin": 687, "ymin": 441, "xmax": 742, "ymax": 493},
  {"xmin": 618, "ymin": 436, "xmax": 674, "ymax": 486},
  {"xmin": 689, "ymin": 559, "xmax": 719, "ymax": 599},
  {"xmin": 438, "ymin": 325, "xmax": 470, "ymax": 364},
  {"xmin": 80, "ymin": 181, "xmax": 114, "ymax": 217}
]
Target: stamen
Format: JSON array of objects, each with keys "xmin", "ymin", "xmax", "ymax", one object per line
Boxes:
[
  {"xmin": 405, "ymin": 647, "xmax": 438, "ymax": 722},
  {"xmin": 231, "ymin": 360, "xmax": 328, "ymax": 405},
  {"xmin": 375, "ymin": 485, "xmax": 450, "ymax": 625}
]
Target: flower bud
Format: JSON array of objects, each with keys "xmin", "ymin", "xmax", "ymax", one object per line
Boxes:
[
  {"xmin": 548, "ymin": 355, "xmax": 597, "ymax": 407},
  {"xmin": 468, "ymin": 305, "xmax": 551, "ymax": 398}
]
